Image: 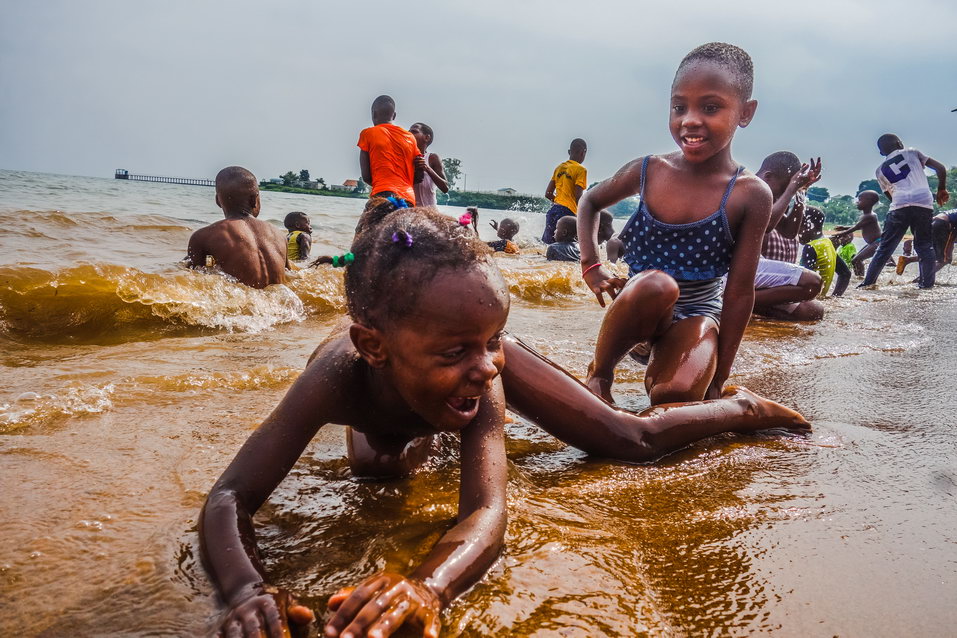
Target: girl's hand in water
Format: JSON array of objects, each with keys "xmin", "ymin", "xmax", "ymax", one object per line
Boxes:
[
  {"xmin": 217, "ymin": 586, "xmax": 315, "ymax": 638},
  {"xmin": 324, "ymin": 572, "xmax": 441, "ymax": 638},
  {"xmin": 582, "ymin": 266, "xmax": 627, "ymax": 308}
]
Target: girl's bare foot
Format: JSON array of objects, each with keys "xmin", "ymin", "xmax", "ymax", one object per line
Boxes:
[{"xmin": 721, "ymin": 385, "xmax": 811, "ymax": 432}]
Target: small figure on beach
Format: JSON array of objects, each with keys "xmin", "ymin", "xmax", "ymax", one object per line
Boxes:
[
  {"xmin": 833, "ymin": 190, "xmax": 885, "ymax": 276},
  {"xmin": 487, "ymin": 217, "xmax": 521, "ymax": 253},
  {"xmin": 545, "ymin": 215, "xmax": 581, "ymax": 262},
  {"xmin": 199, "ymin": 203, "xmax": 808, "ymax": 638},
  {"xmin": 542, "ymin": 138, "xmax": 588, "ymax": 244},
  {"xmin": 185, "ymin": 166, "xmax": 287, "ymax": 289},
  {"xmin": 576, "ymin": 42, "xmax": 772, "ymax": 404},
  {"xmin": 751, "ymin": 152, "xmax": 825, "ymax": 321},
  {"xmin": 410, "ymin": 122, "xmax": 449, "ymax": 207},
  {"xmin": 358, "ymin": 95, "xmax": 420, "ymax": 206},
  {"xmin": 283, "ymin": 211, "xmax": 312, "ymax": 262},
  {"xmin": 799, "ymin": 206, "xmax": 851, "ymax": 297},
  {"xmin": 858, "ymin": 134, "xmax": 949, "ymax": 289}
]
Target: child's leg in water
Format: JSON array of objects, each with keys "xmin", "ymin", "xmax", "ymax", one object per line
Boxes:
[
  {"xmin": 346, "ymin": 428, "xmax": 435, "ymax": 478},
  {"xmin": 585, "ymin": 271, "xmax": 678, "ymax": 403},
  {"xmin": 502, "ymin": 336, "xmax": 809, "ymax": 462},
  {"xmin": 644, "ymin": 316, "xmax": 718, "ymax": 404}
]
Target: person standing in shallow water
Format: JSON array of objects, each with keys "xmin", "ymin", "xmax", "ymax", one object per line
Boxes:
[
  {"xmin": 357, "ymin": 95, "xmax": 420, "ymax": 206},
  {"xmin": 410, "ymin": 122, "xmax": 449, "ymax": 208},
  {"xmin": 185, "ymin": 166, "xmax": 288, "ymax": 289},
  {"xmin": 542, "ymin": 138, "xmax": 588, "ymax": 244}
]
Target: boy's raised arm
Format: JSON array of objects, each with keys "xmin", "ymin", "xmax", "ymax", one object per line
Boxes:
[
  {"xmin": 324, "ymin": 384, "xmax": 508, "ymax": 638},
  {"xmin": 200, "ymin": 361, "xmax": 340, "ymax": 637}
]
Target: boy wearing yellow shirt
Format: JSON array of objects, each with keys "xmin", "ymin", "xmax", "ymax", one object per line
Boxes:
[{"xmin": 542, "ymin": 138, "xmax": 587, "ymax": 243}]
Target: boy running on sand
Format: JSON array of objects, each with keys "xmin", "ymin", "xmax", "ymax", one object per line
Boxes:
[
  {"xmin": 859, "ymin": 134, "xmax": 949, "ymax": 289},
  {"xmin": 542, "ymin": 139, "xmax": 588, "ymax": 244},
  {"xmin": 186, "ymin": 166, "xmax": 288, "ymax": 289},
  {"xmin": 358, "ymin": 95, "xmax": 420, "ymax": 205}
]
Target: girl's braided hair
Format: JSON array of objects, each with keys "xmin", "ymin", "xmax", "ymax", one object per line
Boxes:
[{"xmin": 345, "ymin": 206, "xmax": 492, "ymax": 328}]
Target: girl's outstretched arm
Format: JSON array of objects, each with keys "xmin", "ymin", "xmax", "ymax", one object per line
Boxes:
[
  {"xmin": 501, "ymin": 336, "xmax": 808, "ymax": 463},
  {"xmin": 324, "ymin": 382, "xmax": 508, "ymax": 638},
  {"xmin": 200, "ymin": 360, "xmax": 342, "ymax": 637}
]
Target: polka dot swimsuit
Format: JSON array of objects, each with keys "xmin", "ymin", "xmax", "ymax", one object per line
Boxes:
[{"xmin": 619, "ymin": 156, "xmax": 739, "ymax": 281}]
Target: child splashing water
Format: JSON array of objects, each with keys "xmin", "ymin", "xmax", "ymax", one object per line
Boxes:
[
  {"xmin": 577, "ymin": 43, "xmax": 771, "ymax": 405},
  {"xmin": 200, "ymin": 203, "xmax": 807, "ymax": 638}
]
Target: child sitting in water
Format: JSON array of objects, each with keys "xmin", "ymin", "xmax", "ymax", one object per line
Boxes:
[
  {"xmin": 200, "ymin": 203, "xmax": 808, "ymax": 638},
  {"xmin": 283, "ymin": 212, "xmax": 312, "ymax": 262},
  {"xmin": 576, "ymin": 42, "xmax": 774, "ymax": 404},
  {"xmin": 487, "ymin": 217, "xmax": 521, "ymax": 253},
  {"xmin": 545, "ymin": 216, "xmax": 581, "ymax": 262},
  {"xmin": 798, "ymin": 206, "xmax": 851, "ymax": 296}
]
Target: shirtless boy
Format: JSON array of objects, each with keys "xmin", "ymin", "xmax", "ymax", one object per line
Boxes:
[
  {"xmin": 186, "ymin": 166, "xmax": 288, "ymax": 288},
  {"xmin": 833, "ymin": 190, "xmax": 883, "ymax": 276}
]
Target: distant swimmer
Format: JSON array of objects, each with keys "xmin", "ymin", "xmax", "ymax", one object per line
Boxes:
[
  {"xmin": 283, "ymin": 211, "xmax": 312, "ymax": 262},
  {"xmin": 858, "ymin": 134, "xmax": 949, "ymax": 290},
  {"xmin": 186, "ymin": 166, "xmax": 288, "ymax": 288},
  {"xmin": 358, "ymin": 95, "xmax": 420, "ymax": 206},
  {"xmin": 545, "ymin": 215, "xmax": 580, "ymax": 262},
  {"xmin": 542, "ymin": 138, "xmax": 587, "ymax": 244},
  {"xmin": 832, "ymin": 190, "xmax": 886, "ymax": 277},
  {"xmin": 487, "ymin": 216, "xmax": 521, "ymax": 253}
]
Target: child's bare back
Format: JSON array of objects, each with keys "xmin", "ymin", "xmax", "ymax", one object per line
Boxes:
[{"xmin": 186, "ymin": 166, "xmax": 288, "ymax": 289}]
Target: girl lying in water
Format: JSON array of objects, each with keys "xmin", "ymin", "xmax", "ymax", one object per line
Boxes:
[{"xmin": 200, "ymin": 204, "xmax": 809, "ymax": 638}]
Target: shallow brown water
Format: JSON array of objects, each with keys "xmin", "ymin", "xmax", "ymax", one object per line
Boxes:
[{"xmin": 2, "ymin": 171, "xmax": 956, "ymax": 636}]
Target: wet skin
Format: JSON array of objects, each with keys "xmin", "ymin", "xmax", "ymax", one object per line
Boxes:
[
  {"xmin": 186, "ymin": 189, "xmax": 288, "ymax": 289},
  {"xmin": 200, "ymin": 265, "xmax": 510, "ymax": 638},
  {"xmin": 577, "ymin": 61, "xmax": 770, "ymax": 404}
]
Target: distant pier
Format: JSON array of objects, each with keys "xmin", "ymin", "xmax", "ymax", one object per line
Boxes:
[{"xmin": 114, "ymin": 169, "xmax": 214, "ymax": 187}]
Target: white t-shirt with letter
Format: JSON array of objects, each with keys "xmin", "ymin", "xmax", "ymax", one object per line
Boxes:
[{"xmin": 876, "ymin": 148, "xmax": 933, "ymax": 211}]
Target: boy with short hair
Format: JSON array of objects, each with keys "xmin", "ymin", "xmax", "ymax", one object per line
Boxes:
[
  {"xmin": 799, "ymin": 206, "xmax": 850, "ymax": 296},
  {"xmin": 283, "ymin": 212, "xmax": 312, "ymax": 262},
  {"xmin": 859, "ymin": 134, "xmax": 949, "ymax": 289},
  {"xmin": 545, "ymin": 215, "xmax": 580, "ymax": 262},
  {"xmin": 542, "ymin": 138, "xmax": 587, "ymax": 244},
  {"xmin": 357, "ymin": 95, "xmax": 420, "ymax": 206},
  {"xmin": 487, "ymin": 217, "xmax": 520, "ymax": 254},
  {"xmin": 833, "ymin": 190, "xmax": 884, "ymax": 276},
  {"xmin": 186, "ymin": 166, "xmax": 288, "ymax": 289}
]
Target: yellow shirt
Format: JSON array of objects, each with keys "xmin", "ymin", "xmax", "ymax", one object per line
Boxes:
[{"xmin": 551, "ymin": 160, "xmax": 587, "ymax": 213}]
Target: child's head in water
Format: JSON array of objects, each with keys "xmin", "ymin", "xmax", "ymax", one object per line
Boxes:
[
  {"xmin": 598, "ymin": 210, "xmax": 615, "ymax": 244},
  {"xmin": 344, "ymin": 207, "xmax": 509, "ymax": 431},
  {"xmin": 670, "ymin": 42, "xmax": 757, "ymax": 163},
  {"xmin": 554, "ymin": 216, "xmax": 578, "ymax": 243},
  {"xmin": 496, "ymin": 218, "xmax": 519, "ymax": 241},
  {"xmin": 283, "ymin": 211, "xmax": 311, "ymax": 234}
]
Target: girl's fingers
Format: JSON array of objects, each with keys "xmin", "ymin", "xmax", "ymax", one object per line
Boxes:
[
  {"xmin": 326, "ymin": 580, "xmax": 386, "ymax": 634},
  {"xmin": 366, "ymin": 599, "xmax": 414, "ymax": 638},
  {"xmin": 343, "ymin": 588, "xmax": 401, "ymax": 638},
  {"xmin": 327, "ymin": 587, "xmax": 357, "ymax": 611},
  {"xmin": 287, "ymin": 604, "xmax": 315, "ymax": 625}
]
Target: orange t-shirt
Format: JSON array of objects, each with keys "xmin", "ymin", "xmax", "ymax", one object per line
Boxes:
[{"xmin": 357, "ymin": 123, "xmax": 419, "ymax": 204}]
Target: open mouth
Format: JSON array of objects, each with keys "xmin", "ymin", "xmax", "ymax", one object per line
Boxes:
[
  {"xmin": 682, "ymin": 135, "xmax": 706, "ymax": 147},
  {"xmin": 446, "ymin": 396, "xmax": 480, "ymax": 416}
]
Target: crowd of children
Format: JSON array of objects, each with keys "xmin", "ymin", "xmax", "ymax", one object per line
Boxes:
[{"xmin": 181, "ymin": 42, "xmax": 952, "ymax": 638}]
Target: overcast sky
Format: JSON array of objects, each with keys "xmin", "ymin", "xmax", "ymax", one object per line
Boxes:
[{"xmin": 2, "ymin": 0, "xmax": 955, "ymax": 197}]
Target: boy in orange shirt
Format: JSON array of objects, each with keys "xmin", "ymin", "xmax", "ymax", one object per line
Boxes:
[
  {"xmin": 357, "ymin": 95, "xmax": 420, "ymax": 205},
  {"xmin": 542, "ymin": 138, "xmax": 587, "ymax": 243}
]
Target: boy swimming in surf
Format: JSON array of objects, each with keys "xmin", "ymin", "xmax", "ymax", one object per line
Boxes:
[
  {"xmin": 545, "ymin": 216, "xmax": 581, "ymax": 262},
  {"xmin": 487, "ymin": 217, "xmax": 521, "ymax": 253},
  {"xmin": 542, "ymin": 138, "xmax": 588, "ymax": 244},
  {"xmin": 283, "ymin": 212, "xmax": 312, "ymax": 262},
  {"xmin": 186, "ymin": 166, "xmax": 288, "ymax": 289},
  {"xmin": 200, "ymin": 200, "xmax": 807, "ymax": 638},
  {"xmin": 358, "ymin": 95, "xmax": 420, "ymax": 206},
  {"xmin": 577, "ymin": 43, "xmax": 780, "ymax": 403}
]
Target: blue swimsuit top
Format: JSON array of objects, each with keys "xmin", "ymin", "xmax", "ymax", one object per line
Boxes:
[{"xmin": 619, "ymin": 156, "xmax": 740, "ymax": 281}]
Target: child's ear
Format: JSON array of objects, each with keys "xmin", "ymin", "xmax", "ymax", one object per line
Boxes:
[
  {"xmin": 215, "ymin": 194, "xmax": 223, "ymax": 210},
  {"xmin": 738, "ymin": 99, "xmax": 758, "ymax": 128},
  {"xmin": 350, "ymin": 323, "xmax": 388, "ymax": 368}
]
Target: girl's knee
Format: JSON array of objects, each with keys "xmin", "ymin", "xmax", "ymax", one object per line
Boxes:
[
  {"xmin": 624, "ymin": 270, "xmax": 680, "ymax": 305},
  {"xmin": 798, "ymin": 271, "xmax": 822, "ymax": 298}
]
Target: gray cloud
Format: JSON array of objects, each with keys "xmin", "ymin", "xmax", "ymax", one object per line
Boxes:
[{"xmin": 1, "ymin": 0, "xmax": 955, "ymax": 197}]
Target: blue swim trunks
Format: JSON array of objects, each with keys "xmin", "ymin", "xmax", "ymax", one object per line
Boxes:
[
  {"xmin": 541, "ymin": 204, "xmax": 575, "ymax": 244},
  {"xmin": 947, "ymin": 211, "xmax": 957, "ymax": 227}
]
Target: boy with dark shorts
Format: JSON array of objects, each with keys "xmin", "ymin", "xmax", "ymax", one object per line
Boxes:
[
  {"xmin": 542, "ymin": 138, "xmax": 587, "ymax": 244},
  {"xmin": 186, "ymin": 166, "xmax": 288, "ymax": 289},
  {"xmin": 833, "ymin": 190, "xmax": 884, "ymax": 276},
  {"xmin": 859, "ymin": 134, "xmax": 949, "ymax": 289},
  {"xmin": 358, "ymin": 95, "xmax": 420, "ymax": 206}
]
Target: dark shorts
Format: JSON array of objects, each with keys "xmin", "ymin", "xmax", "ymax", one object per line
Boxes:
[
  {"xmin": 947, "ymin": 212, "xmax": 957, "ymax": 227},
  {"xmin": 541, "ymin": 204, "xmax": 575, "ymax": 244}
]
